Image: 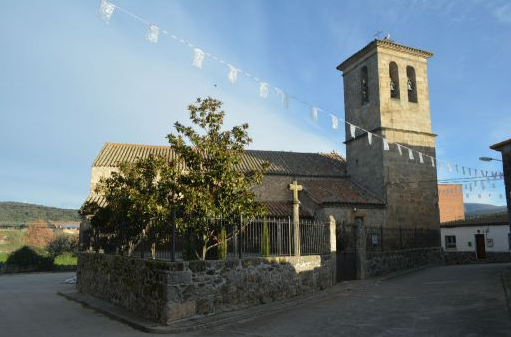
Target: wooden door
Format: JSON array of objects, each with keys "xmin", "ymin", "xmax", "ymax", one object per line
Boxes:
[{"xmin": 475, "ymin": 234, "xmax": 486, "ymax": 259}]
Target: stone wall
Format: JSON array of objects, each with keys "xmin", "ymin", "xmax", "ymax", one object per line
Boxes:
[
  {"xmin": 77, "ymin": 253, "xmax": 335, "ymax": 325},
  {"xmin": 444, "ymin": 251, "xmax": 511, "ymax": 265},
  {"xmin": 363, "ymin": 248, "xmax": 443, "ymax": 278}
]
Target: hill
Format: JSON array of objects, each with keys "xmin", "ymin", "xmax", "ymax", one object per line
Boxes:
[
  {"xmin": 464, "ymin": 203, "xmax": 508, "ymax": 217},
  {"xmin": 0, "ymin": 202, "xmax": 80, "ymax": 226}
]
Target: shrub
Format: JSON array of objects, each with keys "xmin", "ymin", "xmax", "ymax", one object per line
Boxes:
[
  {"xmin": 6, "ymin": 246, "xmax": 54, "ymax": 271},
  {"xmin": 47, "ymin": 234, "xmax": 78, "ymax": 257},
  {"xmin": 24, "ymin": 222, "xmax": 53, "ymax": 248}
]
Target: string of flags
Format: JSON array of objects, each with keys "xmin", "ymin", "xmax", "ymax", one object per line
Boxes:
[{"xmin": 98, "ymin": 0, "xmax": 504, "ymax": 186}]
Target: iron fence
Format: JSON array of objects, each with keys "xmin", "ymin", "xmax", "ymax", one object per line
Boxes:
[
  {"xmin": 84, "ymin": 217, "xmax": 330, "ymax": 261},
  {"xmin": 364, "ymin": 224, "xmax": 440, "ymax": 252}
]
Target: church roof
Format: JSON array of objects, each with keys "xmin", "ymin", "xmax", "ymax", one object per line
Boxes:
[
  {"xmin": 92, "ymin": 142, "xmax": 347, "ymax": 178},
  {"xmin": 301, "ymin": 178, "xmax": 384, "ymax": 206}
]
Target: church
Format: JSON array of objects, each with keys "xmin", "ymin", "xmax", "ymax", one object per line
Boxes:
[{"xmin": 84, "ymin": 39, "xmax": 440, "ymax": 229}]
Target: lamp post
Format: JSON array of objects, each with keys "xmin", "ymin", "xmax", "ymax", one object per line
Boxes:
[{"xmin": 479, "ymin": 156, "xmax": 502, "ymax": 162}]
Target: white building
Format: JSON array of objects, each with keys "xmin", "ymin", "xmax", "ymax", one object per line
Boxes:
[{"xmin": 441, "ymin": 213, "xmax": 510, "ymax": 259}]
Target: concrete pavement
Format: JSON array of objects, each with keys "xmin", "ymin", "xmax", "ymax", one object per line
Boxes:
[{"xmin": 0, "ymin": 264, "xmax": 510, "ymax": 336}]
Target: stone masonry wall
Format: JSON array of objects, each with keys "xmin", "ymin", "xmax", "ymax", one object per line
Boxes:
[
  {"xmin": 364, "ymin": 248, "xmax": 443, "ymax": 278},
  {"xmin": 77, "ymin": 253, "xmax": 335, "ymax": 325},
  {"xmin": 444, "ymin": 251, "xmax": 511, "ymax": 265}
]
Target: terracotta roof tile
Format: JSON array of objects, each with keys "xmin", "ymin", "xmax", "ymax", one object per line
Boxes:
[{"xmin": 301, "ymin": 178, "xmax": 384, "ymax": 206}]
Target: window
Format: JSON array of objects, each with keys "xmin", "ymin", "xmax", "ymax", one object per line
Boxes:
[
  {"xmin": 360, "ymin": 66, "xmax": 369, "ymax": 104},
  {"xmin": 389, "ymin": 62, "xmax": 400, "ymax": 99},
  {"xmin": 445, "ymin": 235, "xmax": 456, "ymax": 249},
  {"xmin": 406, "ymin": 66, "xmax": 418, "ymax": 103}
]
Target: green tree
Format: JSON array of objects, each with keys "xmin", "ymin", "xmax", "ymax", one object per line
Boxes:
[
  {"xmin": 167, "ymin": 97, "xmax": 268, "ymax": 260},
  {"xmin": 81, "ymin": 155, "xmax": 181, "ymax": 256}
]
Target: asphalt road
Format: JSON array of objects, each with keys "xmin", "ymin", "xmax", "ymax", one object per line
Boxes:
[{"xmin": 0, "ymin": 263, "xmax": 510, "ymax": 337}]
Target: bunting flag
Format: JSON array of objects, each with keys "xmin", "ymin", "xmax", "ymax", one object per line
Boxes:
[
  {"xmin": 145, "ymin": 24, "xmax": 160, "ymax": 43},
  {"xmin": 383, "ymin": 138, "xmax": 389, "ymax": 151},
  {"xmin": 259, "ymin": 82, "xmax": 269, "ymax": 98},
  {"xmin": 431, "ymin": 157, "xmax": 435, "ymax": 167},
  {"xmin": 481, "ymin": 182, "xmax": 485, "ymax": 190},
  {"xmin": 330, "ymin": 114, "xmax": 339, "ymax": 129},
  {"xmin": 455, "ymin": 164, "xmax": 459, "ymax": 173},
  {"xmin": 419, "ymin": 152, "xmax": 424, "ymax": 164},
  {"xmin": 99, "ymin": 0, "xmax": 115, "ymax": 23},
  {"xmin": 474, "ymin": 169, "xmax": 478, "ymax": 177},
  {"xmin": 349, "ymin": 124, "xmax": 356, "ymax": 138},
  {"xmin": 447, "ymin": 163, "xmax": 452, "ymax": 172},
  {"xmin": 274, "ymin": 88, "xmax": 288, "ymax": 109},
  {"xmin": 468, "ymin": 168, "xmax": 472, "ymax": 176},
  {"xmin": 367, "ymin": 132, "xmax": 373, "ymax": 145},
  {"xmin": 193, "ymin": 48, "xmax": 205, "ymax": 69},
  {"xmin": 474, "ymin": 180, "xmax": 477, "ymax": 187},
  {"xmin": 466, "ymin": 193, "xmax": 469, "ymax": 199},
  {"xmin": 408, "ymin": 148, "xmax": 414, "ymax": 160},
  {"xmin": 397, "ymin": 144, "xmax": 403, "ymax": 156},
  {"xmin": 310, "ymin": 107, "xmax": 320, "ymax": 122},
  {"xmin": 227, "ymin": 64, "xmax": 239, "ymax": 83},
  {"xmin": 462, "ymin": 166, "xmax": 466, "ymax": 175}
]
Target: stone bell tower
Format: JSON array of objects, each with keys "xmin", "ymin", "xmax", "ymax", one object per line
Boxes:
[{"xmin": 337, "ymin": 39, "xmax": 440, "ymax": 228}]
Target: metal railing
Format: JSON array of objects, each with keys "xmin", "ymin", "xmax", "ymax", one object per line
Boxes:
[{"xmin": 84, "ymin": 217, "xmax": 330, "ymax": 261}]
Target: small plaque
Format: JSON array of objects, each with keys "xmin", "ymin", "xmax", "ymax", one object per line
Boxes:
[{"xmin": 486, "ymin": 238, "xmax": 494, "ymax": 248}]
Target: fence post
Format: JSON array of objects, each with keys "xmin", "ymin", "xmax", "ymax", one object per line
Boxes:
[
  {"xmin": 238, "ymin": 215, "xmax": 242, "ymax": 259},
  {"xmin": 141, "ymin": 228, "xmax": 145, "ymax": 259},
  {"xmin": 399, "ymin": 226, "xmax": 403, "ymax": 250},
  {"xmin": 171, "ymin": 207, "xmax": 176, "ymax": 262},
  {"xmin": 328, "ymin": 216, "xmax": 337, "ymax": 286},
  {"xmin": 414, "ymin": 226, "xmax": 418, "ymax": 249},
  {"xmin": 380, "ymin": 224, "xmax": 384, "ymax": 252}
]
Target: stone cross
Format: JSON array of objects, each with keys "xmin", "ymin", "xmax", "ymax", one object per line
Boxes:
[{"xmin": 289, "ymin": 180, "xmax": 303, "ymax": 256}]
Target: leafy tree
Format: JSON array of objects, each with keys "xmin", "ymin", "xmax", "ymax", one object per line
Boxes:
[
  {"xmin": 47, "ymin": 234, "xmax": 78, "ymax": 257},
  {"xmin": 24, "ymin": 221, "xmax": 53, "ymax": 248},
  {"xmin": 167, "ymin": 97, "xmax": 268, "ymax": 259},
  {"xmin": 81, "ymin": 155, "xmax": 181, "ymax": 256},
  {"xmin": 81, "ymin": 97, "xmax": 268, "ymax": 260}
]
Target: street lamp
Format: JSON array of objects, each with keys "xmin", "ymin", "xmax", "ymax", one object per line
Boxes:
[{"xmin": 479, "ymin": 156, "xmax": 502, "ymax": 162}]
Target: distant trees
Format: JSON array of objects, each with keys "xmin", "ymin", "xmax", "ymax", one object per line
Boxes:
[{"xmin": 81, "ymin": 97, "xmax": 268, "ymax": 260}]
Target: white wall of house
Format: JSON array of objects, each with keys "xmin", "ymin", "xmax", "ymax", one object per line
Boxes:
[{"xmin": 441, "ymin": 225, "xmax": 510, "ymax": 252}]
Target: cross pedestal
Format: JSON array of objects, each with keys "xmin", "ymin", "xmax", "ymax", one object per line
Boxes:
[{"xmin": 289, "ymin": 180, "xmax": 303, "ymax": 256}]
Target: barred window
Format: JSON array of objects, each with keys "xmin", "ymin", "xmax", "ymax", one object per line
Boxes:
[{"xmin": 445, "ymin": 235, "xmax": 456, "ymax": 250}]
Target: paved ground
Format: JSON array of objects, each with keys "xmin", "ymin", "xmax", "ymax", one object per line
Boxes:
[{"xmin": 0, "ymin": 263, "xmax": 510, "ymax": 337}]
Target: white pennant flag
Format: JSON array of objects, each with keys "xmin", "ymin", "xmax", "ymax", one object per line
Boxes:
[
  {"xmin": 419, "ymin": 152, "xmax": 424, "ymax": 164},
  {"xmin": 310, "ymin": 107, "xmax": 321, "ymax": 122},
  {"xmin": 274, "ymin": 88, "xmax": 289, "ymax": 109},
  {"xmin": 259, "ymin": 82, "xmax": 269, "ymax": 98},
  {"xmin": 227, "ymin": 64, "xmax": 239, "ymax": 83},
  {"xmin": 468, "ymin": 168, "xmax": 472, "ymax": 176},
  {"xmin": 447, "ymin": 163, "xmax": 452, "ymax": 172},
  {"xmin": 367, "ymin": 132, "xmax": 373, "ymax": 145},
  {"xmin": 99, "ymin": 0, "xmax": 115, "ymax": 23},
  {"xmin": 145, "ymin": 24, "xmax": 160, "ymax": 43},
  {"xmin": 193, "ymin": 48, "xmax": 205, "ymax": 69},
  {"xmin": 462, "ymin": 166, "xmax": 466, "ymax": 175},
  {"xmin": 455, "ymin": 164, "xmax": 459, "ymax": 173},
  {"xmin": 349, "ymin": 124, "xmax": 356, "ymax": 138},
  {"xmin": 397, "ymin": 144, "xmax": 403, "ymax": 156},
  {"xmin": 330, "ymin": 114, "xmax": 339, "ymax": 129},
  {"xmin": 382, "ymin": 138, "xmax": 389, "ymax": 151},
  {"xmin": 431, "ymin": 157, "xmax": 435, "ymax": 167},
  {"xmin": 408, "ymin": 148, "xmax": 414, "ymax": 160}
]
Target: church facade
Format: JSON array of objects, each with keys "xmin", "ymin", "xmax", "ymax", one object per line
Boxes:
[{"xmin": 84, "ymin": 39, "xmax": 440, "ymax": 229}]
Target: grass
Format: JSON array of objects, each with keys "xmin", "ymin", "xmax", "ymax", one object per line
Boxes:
[
  {"xmin": 54, "ymin": 253, "xmax": 77, "ymax": 266},
  {"xmin": 0, "ymin": 252, "xmax": 8, "ymax": 263},
  {"xmin": 0, "ymin": 229, "xmax": 24, "ymax": 253}
]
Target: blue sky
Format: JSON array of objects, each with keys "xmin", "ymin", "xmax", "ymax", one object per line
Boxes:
[{"xmin": 0, "ymin": 0, "xmax": 509, "ymax": 209}]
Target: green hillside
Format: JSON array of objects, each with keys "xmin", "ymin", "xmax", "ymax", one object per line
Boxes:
[{"xmin": 0, "ymin": 202, "xmax": 80, "ymax": 226}]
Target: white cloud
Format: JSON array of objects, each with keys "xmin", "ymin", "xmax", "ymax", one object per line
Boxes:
[{"xmin": 493, "ymin": 3, "xmax": 511, "ymax": 23}]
